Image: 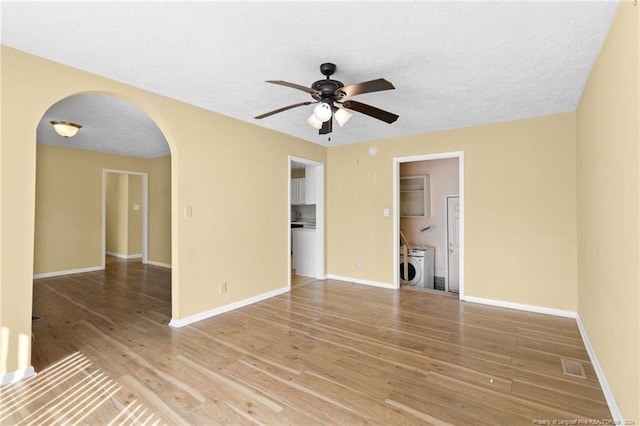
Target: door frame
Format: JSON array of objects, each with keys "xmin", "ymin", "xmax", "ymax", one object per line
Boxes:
[
  {"xmin": 392, "ymin": 151, "xmax": 465, "ymax": 298},
  {"xmin": 288, "ymin": 156, "xmax": 325, "ymax": 288},
  {"xmin": 101, "ymin": 168, "xmax": 149, "ymax": 269}
]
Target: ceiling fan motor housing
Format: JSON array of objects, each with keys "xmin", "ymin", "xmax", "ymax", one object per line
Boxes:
[
  {"xmin": 311, "ymin": 79, "xmax": 344, "ymax": 102},
  {"xmin": 311, "ymin": 62, "xmax": 344, "ymax": 102}
]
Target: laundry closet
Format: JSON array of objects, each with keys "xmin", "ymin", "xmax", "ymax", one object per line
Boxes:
[{"xmin": 399, "ymin": 157, "xmax": 459, "ymax": 292}]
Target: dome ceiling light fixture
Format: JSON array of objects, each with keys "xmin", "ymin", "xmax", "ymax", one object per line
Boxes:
[
  {"xmin": 50, "ymin": 120, "xmax": 82, "ymax": 138},
  {"xmin": 255, "ymin": 62, "xmax": 398, "ymax": 136}
]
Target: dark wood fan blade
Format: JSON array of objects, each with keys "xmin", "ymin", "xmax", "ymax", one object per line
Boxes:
[
  {"xmin": 335, "ymin": 78, "xmax": 395, "ymax": 99},
  {"xmin": 319, "ymin": 117, "xmax": 333, "ymax": 134},
  {"xmin": 266, "ymin": 80, "xmax": 320, "ymax": 95},
  {"xmin": 254, "ymin": 101, "xmax": 314, "ymax": 119},
  {"xmin": 341, "ymin": 100, "xmax": 399, "ymax": 124}
]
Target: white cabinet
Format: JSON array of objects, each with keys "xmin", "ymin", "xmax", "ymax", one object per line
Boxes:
[
  {"xmin": 304, "ymin": 166, "xmax": 316, "ymax": 204},
  {"xmin": 292, "ymin": 228, "xmax": 316, "ymax": 277},
  {"xmin": 291, "ymin": 166, "xmax": 317, "ymax": 205},
  {"xmin": 400, "ymin": 175, "xmax": 430, "ymax": 217},
  {"xmin": 291, "ymin": 178, "xmax": 305, "ymax": 205}
]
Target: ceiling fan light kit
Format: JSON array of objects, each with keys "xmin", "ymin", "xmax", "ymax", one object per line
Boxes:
[
  {"xmin": 313, "ymin": 102, "xmax": 332, "ymax": 122},
  {"xmin": 307, "ymin": 114, "xmax": 323, "ymax": 130},
  {"xmin": 255, "ymin": 63, "xmax": 398, "ymax": 135},
  {"xmin": 334, "ymin": 108, "xmax": 352, "ymax": 127}
]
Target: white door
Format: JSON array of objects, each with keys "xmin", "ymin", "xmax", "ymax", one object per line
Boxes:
[{"xmin": 447, "ymin": 196, "xmax": 460, "ymax": 292}]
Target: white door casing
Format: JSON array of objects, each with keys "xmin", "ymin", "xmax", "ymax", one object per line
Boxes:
[
  {"xmin": 288, "ymin": 156, "xmax": 325, "ymax": 286},
  {"xmin": 393, "ymin": 151, "xmax": 464, "ymax": 299}
]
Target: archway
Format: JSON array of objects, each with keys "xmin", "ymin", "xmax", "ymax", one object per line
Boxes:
[{"xmin": 31, "ymin": 93, "xmax": 173, "ymax": 370}]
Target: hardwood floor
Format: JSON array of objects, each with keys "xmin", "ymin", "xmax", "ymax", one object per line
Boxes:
[
  {"xmin": 2, "ymin": 257, "xmax": 611, "ymax": 425},
  {"xmin": 291, "ymin": 274, "xmax": 317, "ymax": 288}
]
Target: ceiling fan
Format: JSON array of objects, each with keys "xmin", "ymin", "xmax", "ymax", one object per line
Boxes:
[{"xmin": 255, "ymin": 63, "xmax": 399, "ymax": 135}]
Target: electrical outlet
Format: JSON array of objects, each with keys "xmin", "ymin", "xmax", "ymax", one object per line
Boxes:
[
  {"xmin": 219, "ymin": 281, "xmax": 227, "ymax": 293},
  {"xmin": 356, "ymin": 260, "xmax": 362, "ymax": 268}
]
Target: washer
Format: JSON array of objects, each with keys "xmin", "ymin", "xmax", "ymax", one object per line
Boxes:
[{"xmin": 400, "ymin": 246, "xmax": 434, "ymax": 289}]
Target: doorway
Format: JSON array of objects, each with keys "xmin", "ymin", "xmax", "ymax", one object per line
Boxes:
[
  {"xmin": 288, "ymin": 156, "xmax": 325, "ymax": 288},
  {"xmin": 102, "ymin": 169, "xmax": 149, "ymax": 267},
  {"xmin": 393, "ymin": 151, "xmax": 464, "ymax": 298}
]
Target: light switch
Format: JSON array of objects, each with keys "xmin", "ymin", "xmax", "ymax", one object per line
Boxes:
[
  {"xmin": 383, "ymin": 208, "xmax": 390, "ymax": 217},
  {"xmin": 132, "ymin": 204, "xmax": 140, "ymax": 211},
  {"xmin": 184, "ymin": 205, "xmax": 193, "ymax": 218}
]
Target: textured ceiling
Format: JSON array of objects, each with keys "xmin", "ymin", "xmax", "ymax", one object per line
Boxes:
[
  {"xmin": 2, "ymin": 1, "xmax": 619, "ymax": 157},
  {"xmin": 39, "ymin": 94, "xmax": 170, "ymax": 158}
]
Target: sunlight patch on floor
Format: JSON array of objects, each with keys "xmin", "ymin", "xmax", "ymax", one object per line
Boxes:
[{"xmin": 0, "ymin": 352, "xmax": 163, "ymax": 425}]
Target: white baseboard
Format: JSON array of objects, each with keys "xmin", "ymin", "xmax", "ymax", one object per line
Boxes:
[
  {"xmin": 169, "ymin": 285, "xmax": 289, "ymax": 328},
  {"xmin": 325, "ymin": 274, "xmax": 394, "ymax": 289},
  {"xmin": 461, "ymin": 295, "xmax": 577, "ymax": 318},
  {"xmin": 106, "ymin": 252, "xmax": 142, "ymax": 259},
  {"xmin": 575, "ymin": 314, "xmax": 622, "ymax": 423},
  {"xmin": 33, "ymin": 266, "xmax": 103, "ymax": 279},
  {"xmin": 1, "ymin": 366, "xmax": 36, "ymax": 386},
  {"xmin": 146, "ymin": 260, "xmax": 172, "ymax": 269}
]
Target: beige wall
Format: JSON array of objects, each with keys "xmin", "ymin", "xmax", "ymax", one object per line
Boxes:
[
  {"xmin": 34, "ymin": 145, "xmax": 167, "ymax": 273},
  {"xmin": 576, "ymin": 2, "xmax": 639, "ymax": 420},
  {"xmin": 327, "ymin": 112, "xmax": 578, "ymax": 311},
  {"xmin": 1, "ymin": 46, "xmax": 325, "ymax": 378},
  {"xmin": 105, "ymin": 173, "xmax": 128, "ymax": 255},
  {"xmin": 149, "ymin": 156, "xmax": 171, "ymax": 265},
  {"xmin": 128, "ymin": 174, "xmax": 143, "ymax": 256}
]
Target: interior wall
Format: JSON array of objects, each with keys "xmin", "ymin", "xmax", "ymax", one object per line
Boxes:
[
  {"xmin": 34, "ymin": 145, "xmax": 162, "ymax": 274},
  {"xmin": 148, "ymin": 156, "xmax": 171, "ymax": 266},
  {"xmin": 1, "ymin": 46, "xmax": 325, "ymax": 379},
  {"xmin": 576, "ymin": 2, "xmax": 639, "ymax": 420},
  {"xmin": 105, "ymin": 173, "xmax": 128, "ymax": 256},
  {"xmin": 400, "ymin": 158, "xmax": 459, "ymax": 279},
  {"xmin": 327, "ymin": 112, "xmax": 578, "ymax": 311},
  {"xmin": 127, "ymin": 174, "xmax": 142, "ymax": 256}
]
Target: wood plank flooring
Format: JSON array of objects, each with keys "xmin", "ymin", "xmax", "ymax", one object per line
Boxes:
[{"xmin": 1, "ymin": 257, "xmax": 611, "ymax": 425}]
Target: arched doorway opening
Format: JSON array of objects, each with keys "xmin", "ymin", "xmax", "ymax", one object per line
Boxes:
[{"xmin": 31, "ymin": 93, "xmax": 172, "ymax": 370}]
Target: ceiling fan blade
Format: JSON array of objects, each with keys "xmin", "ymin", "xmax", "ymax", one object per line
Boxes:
[
  {"xmin": 341, "ymin": 100, "xmax": 399, "ymax": 124},
  {"xmin": 335, "ymin": 78, "xmax": 395, "ymax": 99},
  {"xmin": 319, "ymin": 117, "xmax": 333, "ymax": 135},
  {"xmin": 254, "ymin": 101, "xmax": 314, "ymax": 119},
  {"xmin": 265, "ymin": 80, "xmax": 320, "ymax": 96}
]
